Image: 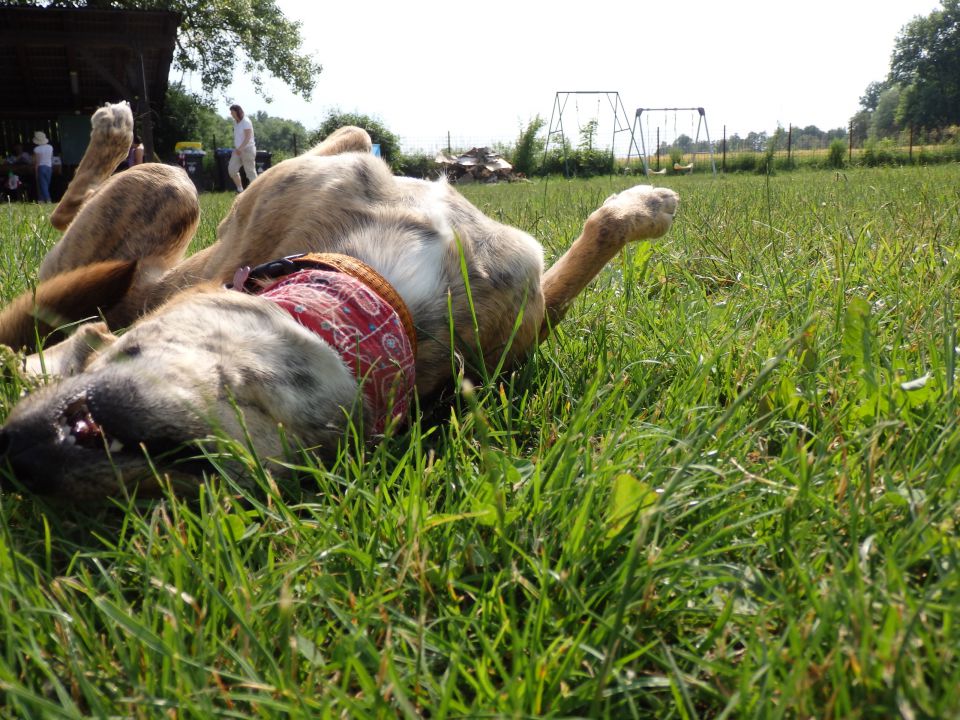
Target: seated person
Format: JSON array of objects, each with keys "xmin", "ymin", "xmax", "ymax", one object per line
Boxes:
[
  {"xmin": 2, "ymin": 170, "xmax": 24, "ymax": 202},
  {"xmin": 5, "ymin": 143, "xmax": 32, "ymax": 168}
]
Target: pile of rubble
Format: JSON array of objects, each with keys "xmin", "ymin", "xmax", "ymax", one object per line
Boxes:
[{"xmin": 435, "ymin": 146, "xmax": 515, "ymax": 183}]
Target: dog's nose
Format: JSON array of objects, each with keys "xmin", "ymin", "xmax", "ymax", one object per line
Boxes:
[{"xmin": 0, "ymin": 424, "xmax": 60, "ymax": 494}]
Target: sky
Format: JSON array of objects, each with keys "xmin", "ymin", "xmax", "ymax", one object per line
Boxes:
[{"xmin": 183, "ymin": 0, "xmax": 943, "ymax": 152}]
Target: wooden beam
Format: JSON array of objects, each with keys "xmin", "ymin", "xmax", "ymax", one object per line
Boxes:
[{"xmin": 76, "ymin": 47, "xmax": 132, "ymax": 101}]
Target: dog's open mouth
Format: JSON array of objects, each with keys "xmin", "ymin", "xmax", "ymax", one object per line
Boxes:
[{"xmin": 60, "ymin": 397, "xmax": 124, "ymax": 453}]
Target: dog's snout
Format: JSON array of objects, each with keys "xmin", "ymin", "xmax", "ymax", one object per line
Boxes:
[{"xmin": 0, "ymin": 422, "xmax": 64, "ymax": 495}]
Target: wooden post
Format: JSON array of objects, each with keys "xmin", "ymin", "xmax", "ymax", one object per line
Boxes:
[
  {"xmin": 787, "ymin": 124, "xmax": 792, "ymax": 164},
  {"xmin": 656, "ymin": 127, "xmax": 660, "ymax": 171},
  {"xmin": 848, "ymin": 120, "xmax": 853, "ymax": 163},
  {"xmin": 722, "ymin": 124, "xmax": 727, "ymax": 173}
]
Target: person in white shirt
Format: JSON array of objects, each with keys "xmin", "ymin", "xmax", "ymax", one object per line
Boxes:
[
  {"xmin": 228, "ymin": 104, "xmax": 257, "ymax": 193},
  {"xmin": 32, "ymin": 131, "xmax": 53, "ymax": 202}
]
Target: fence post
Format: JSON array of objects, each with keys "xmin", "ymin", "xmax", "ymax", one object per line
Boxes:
[
  {"xmin": 848, "ymin": 120, "xmax": 853, "ymax": 163},
  {"xmin": 722, "ymin": 124, "xmax": 726, "ymax": 173},
  {"xmin": 787, "ymin": 124, "xmax": 792, "ymax": 165}
]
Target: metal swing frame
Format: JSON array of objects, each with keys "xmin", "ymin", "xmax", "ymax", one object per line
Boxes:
[
  {"xmin": 628, "ymin": 107, "xmax": 717, "ymax": 176},
  {"xmin": 542, "ymin": 91, "xmax": 642, "ymax": 177}
]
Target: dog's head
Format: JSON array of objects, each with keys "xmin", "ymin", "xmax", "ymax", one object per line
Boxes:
[{"xmin": 0, "ymin": 289, "xmax": 360, "ymax": 501}]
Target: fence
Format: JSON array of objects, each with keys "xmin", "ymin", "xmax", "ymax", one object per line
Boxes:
[{"xmin": 394, "ymin": 122, "xmax": 960, "ymax": 174}]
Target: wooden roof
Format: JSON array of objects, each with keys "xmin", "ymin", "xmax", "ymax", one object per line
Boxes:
[{"xmin": 0, "ymin": 6, "xmax": 180, "ymax": 120}]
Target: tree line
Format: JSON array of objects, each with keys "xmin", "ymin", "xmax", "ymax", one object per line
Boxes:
[
  {"xmin": 853, "ymin": 0, "xmax": 960, "ymax": 144},
  {"xmin": 16, "ymin": 0, "xmax": 960, "ymax": 167}
]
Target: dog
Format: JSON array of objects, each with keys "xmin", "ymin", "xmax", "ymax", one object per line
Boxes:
[{"xmin": 0, "ymin": 103, "xmax": 678, "ymax": 500}]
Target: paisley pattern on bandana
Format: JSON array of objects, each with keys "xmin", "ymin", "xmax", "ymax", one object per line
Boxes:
[{"xmin": 258, "ymin": 269, "xmax": 415, "ymax": 433}]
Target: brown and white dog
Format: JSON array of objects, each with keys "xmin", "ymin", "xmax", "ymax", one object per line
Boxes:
[{"xmin": 0, "ymin": 103, "xmax": 678, "ymax": 500}]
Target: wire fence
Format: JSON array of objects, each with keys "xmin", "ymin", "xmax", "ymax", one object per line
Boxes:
[{"xmin": 398, "ymin": 122, "xmax": 959, "ymax": 174}]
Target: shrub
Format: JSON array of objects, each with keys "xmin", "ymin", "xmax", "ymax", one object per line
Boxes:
[
  {"xmin": 310, "ymin": 111, "xmax": 401, "ymax": 165},
  {"xmin": 511, "ymin": 116, "xmax": 545, "ymax": 176},
  {"xmin": 828, "ymin": 139, "xmax": 846, "ymax": 169},
  {"xmin": 395, "ymin": 152, "xmax": 437, "ymax": 179},
  {"xmin": 862, "ymin": 138, "xmax": 898, "ymax": 166}
]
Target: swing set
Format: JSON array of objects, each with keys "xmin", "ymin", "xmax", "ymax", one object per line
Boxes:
[
  {"xmin": 542, "ymin": 91, "xmax": 642, "ymax": 177},
  {"xmin": 628, "ymin": 107, "xmax": 717, "ymax": 176}
]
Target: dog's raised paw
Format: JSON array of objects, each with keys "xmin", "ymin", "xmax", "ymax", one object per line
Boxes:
[
  {"xmin": 90, "ymin": 102, "xmax": 134, "ymax": 148},
  {"xmin": 596, "ymin": 185, "xmax": 679, "ymax": 243}
]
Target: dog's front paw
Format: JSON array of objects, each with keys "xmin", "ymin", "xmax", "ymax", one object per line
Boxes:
[
  {"xmin": 594, "ymin": 185, "xmax": 679, "ymax": 243},
  {"xmin": 89, "ymin": 102, "xmax": 133, "ymax": 155}
]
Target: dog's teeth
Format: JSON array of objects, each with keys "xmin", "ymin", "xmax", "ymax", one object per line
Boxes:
[{"xmin": 108, "ymin": 439, "xmax": 124, "ymax": 453}]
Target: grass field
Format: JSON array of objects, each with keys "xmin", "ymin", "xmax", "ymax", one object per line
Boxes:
[{"xmin": 2, "ymin": 164, "xmax": 960, "ymax": 717}]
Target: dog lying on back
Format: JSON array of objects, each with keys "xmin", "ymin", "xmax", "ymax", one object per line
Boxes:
[{"xmin": 0, "ymin": 103, "xmax": 678, "ymax": 501}]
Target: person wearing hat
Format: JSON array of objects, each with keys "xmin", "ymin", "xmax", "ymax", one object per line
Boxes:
[{"xmin": 32, "ymin": 130, "xmax": 53, "ymax": 203}]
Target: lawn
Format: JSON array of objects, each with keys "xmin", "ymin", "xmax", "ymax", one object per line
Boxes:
[{"xmin": 1, "ymin": 164, "xmax": 960, "ymax": 717}]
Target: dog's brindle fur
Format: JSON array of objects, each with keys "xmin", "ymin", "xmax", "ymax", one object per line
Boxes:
[{"xmin": 0, "ymin": 103, "xmax": 678, "ymax": 500}]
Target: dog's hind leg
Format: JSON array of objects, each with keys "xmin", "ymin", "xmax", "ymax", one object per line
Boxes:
[
  {"xmin": 0, "ymin": 261, "xmax": 138, "ymax": 351},
  {"xmin": 39, "ymin": 163, "xmax": 199, "ymax": 282},
  {"xmin": 540, "ymin": 185, "xmax": 678, "ymax": 335},
  {"xmin": 49, "ymin": 102, "xmax": 134, "ymax": 231},
  {"xmin": 306, "ymin": 126, "xmax": 373, "ymax": 156}
]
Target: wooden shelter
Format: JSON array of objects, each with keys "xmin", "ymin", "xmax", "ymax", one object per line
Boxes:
[{"xmin": 0, "ymin": 5, "xmax": 180, "ymax": 165}]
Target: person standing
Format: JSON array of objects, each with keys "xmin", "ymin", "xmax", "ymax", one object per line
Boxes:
[
  {"xmin": 228, "ymin": 104, "xmax": 257, "ymax": 192},
  {"xmin": 127, "ymin": 134, "xmax": 145, "ymax": 168},
  {"xmin": 32, "ymin": 131, "xmax": 53, "ymax": 203}
]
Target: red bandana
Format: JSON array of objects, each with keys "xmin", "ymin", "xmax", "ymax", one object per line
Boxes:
[{"xmin": 258, "ymin": 268, "xmax": 415, "ymax": 433}]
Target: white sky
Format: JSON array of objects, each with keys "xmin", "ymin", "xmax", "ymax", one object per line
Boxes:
[{"xmin": 181, "ymin": 0, "xmax": 942, "ymax": 151}]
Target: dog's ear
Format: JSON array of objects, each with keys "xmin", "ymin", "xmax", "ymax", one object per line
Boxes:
[
  {"xmin": 22, "ymin": 322, "xmax": 117, "ymax": 377},
  {"xmin": 0, "ymin": 260, "xmax": 137, "ymax": 352}
]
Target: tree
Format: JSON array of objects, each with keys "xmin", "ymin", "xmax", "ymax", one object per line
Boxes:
[
  {"xmin": 889, "ymin": 0, "xmax": 960, "ymax": 129},
  {"xmin": 152, "ymin": 83, "xmax": 231, "ymax": 156},
  {"xmin": 869, "ymin": 85, "xmax": 903, "ymax": 139},
  {"xmin": 859, "ymin": 80, "xmax": 890, "ymax": 112},
  {"xmin": 311, "ymin": 111, "xmax": 401, "ymax": 165},
  {"xmin": 252, "ymin": 112, "xmax": 308, "ymax": 160},
  {"xmin": 578, "ymin": 119, "xmax": 598, "ymax": 151},
  {"xmin": 8, "ymin": 0, "xmax": 322, "ymax": 99},
  {"xmin": 510, "ymin": 116, "xmax": 545, "ymax": 176}
]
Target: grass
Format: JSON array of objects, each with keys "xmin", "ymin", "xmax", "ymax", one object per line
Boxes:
[{"xmin": 2, "ymin": 164, "xmax": 960, "ymax": 716}]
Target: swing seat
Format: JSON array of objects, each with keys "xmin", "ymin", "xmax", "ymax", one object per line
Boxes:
[
  {"xmin": 647, "ymin": 167, "xmax": 667, "ymax": 175},
  {"xmin": 673, "ymin": 162, "xmax": 694, "ymax": 173}
]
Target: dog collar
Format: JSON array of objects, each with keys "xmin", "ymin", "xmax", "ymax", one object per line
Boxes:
[
  {"xmin": 231, "ymin": 252, "xmax": 417, "ymax": 356},
  {"xmin": 241, "ymin": 265, "xmax": 416, "ymax": 434}
]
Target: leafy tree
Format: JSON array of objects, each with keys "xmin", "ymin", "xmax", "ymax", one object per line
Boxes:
[
  {"xmin": 869, "ymin": 85, "xmax": 903, "ymax": 139},
  {"xmin": 859, "ymin": 80, "xmax": 890, "ymax": 112},
  {"xmin": 578, "ymin": 119, "xmax": 598, "ymax": 151},
  {"xmin": 673, "ymin": 134, "xmax": 693, "ymax": 152},
  {"xmin": 510, "ymin": 116, "xmax": 545, "ymax": 176},
  {"xmin": 889, "ymin": 0, "xmax": 960, "ymax": 129},
  {"xmin": 152, "ymin": 83, "xmax": 231, "ymax": 156},
  {"xmin": 251, "ymin": 111, "xmax": 308, "ymax": 160},
  {"xmin": 849, "ymin": 109, "xmax": 871, "ymax": 145},
  {"xmin": 9, "ymin": 0, "xmax": 322, "ymax": 99},
  {"xmin": 310, "ymin": 111, "xmax": 401, "ymax": 164}
]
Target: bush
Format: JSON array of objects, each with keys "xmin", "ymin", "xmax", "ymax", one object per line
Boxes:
[
  {"xmin": 395, "ymin": 152, "xmax": 437, "ymax": 179},
  {"xmin": 862, "ymin": 138, "xmax": 899, "ymax": 166},
  {"xmin": 310, "ymin": 111, "xmax": 401, "ymax": 165},
  {"xmin": 511, "ymin": 116, "xmax": 545, "ymax": 176},
  {"xmin": 827, "ymin": 138, "xmax": 846, "ymax": 169}
]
